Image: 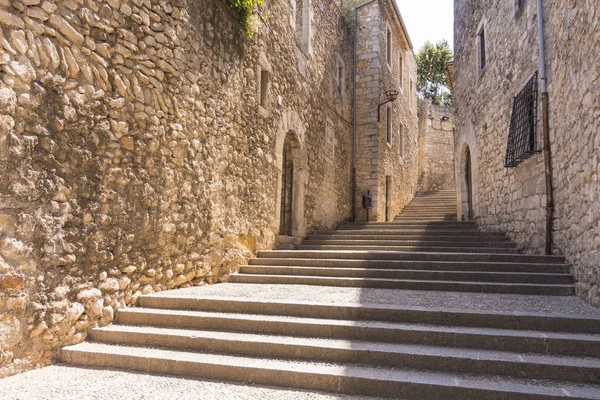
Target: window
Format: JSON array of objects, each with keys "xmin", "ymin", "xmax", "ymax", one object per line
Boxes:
[
  {"xmin": 504, "ymin": 73, "xmax": 539, "ymax": 167},
  {"xmin": 398, "ymin": 52, "xmax": 404, "ymax": 89},
  {"xmin": 294, "ymin": 0, "xmax": 311, "ymax": 55},
  {"xmin": 399, "ymin": 124, "xmax": 404, "ymax": 158},
  {"xmin": 335, "ymin": 57, "xmax": 345, "ymax": 98},
  {"xmin": 409, "ymin": 79, "xmax": 413, "ymax": 110},
  {"xmin": 386, "ymin": 105, "xmax": 392, "ymax": 144},
  {"xmin": 515, "ymin": 0, "xmax": 526, "ymax": 17},
  {"xmin": 259, "ymin": 68, "xmax": 270, "ymax": 108},
  {"xmin": 477, "ymin": 25, "xmax": 486, "ymax": 71},
  {"xmin": 386, "ymin": 25, "xmax": 392, "ymax": 69}
]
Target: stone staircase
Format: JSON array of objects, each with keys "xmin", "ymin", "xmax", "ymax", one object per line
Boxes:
[{"xmin": 60, "ymin": 191, "xmax": 600, "ymax": 399}]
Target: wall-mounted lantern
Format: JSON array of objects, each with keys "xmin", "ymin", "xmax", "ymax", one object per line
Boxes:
[{"xmin": 377, "ymin": 89, "xmax": 399, "ymax": 121}]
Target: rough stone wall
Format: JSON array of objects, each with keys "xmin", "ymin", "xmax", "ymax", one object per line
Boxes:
[
  {"xmin": 0, "ymin": 0, "xmax": 353, "ymax": 376},
  {"xmin": 353, "ymin": 0, "xmax": 418, "ymax": 222},
  {"xmin": 417, "ymin": 100, "xmax": 455, "ymax": 192},
  {"xmin": 453, "ymin": 0, "xmax": 600, "ymax": 306}
]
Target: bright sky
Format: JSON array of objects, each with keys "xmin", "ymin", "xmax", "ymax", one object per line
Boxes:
[{"xmin": 396, "ymin": 0, "xmax": 454, "ymax": 52}]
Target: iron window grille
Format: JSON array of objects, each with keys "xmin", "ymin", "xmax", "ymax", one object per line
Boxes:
[{"xmin": 504, "ymin": 72, "xmax": 540, "ymax": 167}]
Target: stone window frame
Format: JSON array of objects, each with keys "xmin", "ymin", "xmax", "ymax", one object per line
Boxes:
[
  {"xmin": 409, "ymin": 78, "xmax": 414, "ymax": 112},
  {"xmin": 398, "ymin": 123, "xmax": 404, "ymax": 160},
  {"xmin": 385, "ymin": 23, "xmax": 393, "ymax": 72},
  {"xmin": 257, "ymin": 54, "xmax": 272, "ymax": 118},
  {"xmin": 398, "ymin": 51, "xmax": 404, "ymax": 92},
  {"xmin": 386, "ymin": 104, "xmax": 393, "ymax": 146},
  {"xmin": 514, "ymin": 0, "xmax": 526, "ymax": 18},
  {"xmin": 291, "ymin": 0, "xmax": 312, "ymax": 56},
  {"xmin": 476, "ymin": 18, "xmax": 488, "ymax": 75},
  {"xmin": 335, "ymin": 55, "xmax": 346, "ymax": 100}
]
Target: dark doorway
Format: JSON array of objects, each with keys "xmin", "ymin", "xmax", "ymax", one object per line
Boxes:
[
  {"xmin": 465, "ymin": 147, "xmax": 473, "ymax": 220},
  {"xmin": 279, "ymin": 139, "xmax": 294, "ymax": 235},
  {"xmin": 385, "ymin": 176, "xmax": 392, "ymax": 222}
]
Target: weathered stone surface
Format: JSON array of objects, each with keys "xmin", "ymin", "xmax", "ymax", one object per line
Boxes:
[
  {"xmin": 0, "ymin": 10, "xmax": 25, "ymax": 29},
  {"xmin": 453, "ymin": 1, "xmax": 600, "ymax": 307},
  {"xmin": 352, "ymin": 0, "xmax": 419, "ymax": 222},
  {"xmin": 47, "ymin": 15, "xmax": 84, "ymax": 45},
  {"xmin": 418, "ymin": 100, "xmax": 455, "ymax": 191},
  {"xmin": 0, "ymin": 0, "xmax": 421, "ymax": 380}
]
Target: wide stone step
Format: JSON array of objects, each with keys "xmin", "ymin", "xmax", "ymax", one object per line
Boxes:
[
  {"xmin": 395, "ymin": 214, "xmax": 457, "ymax": 218},
  {"xmin": 303, "ymin": 239, "xmax": 515, "ymax": 248},
  {"xmin": 257, "ymin": 250, "xmax": 566, "ymax": 264},
  {"xmin": 298, "ymin": 244, "xmax": 519, "ymax": 253},
  {"xmin": 338, "ymin": 224, "xmax": 475, "ymax": 230},
  {"xmin": 113, "ymin": 307, "xmax": 600, "ymax": 358},
  {"xmin": 87, "ymin": 325, "xmax": 600, "ymax": 383},
  {"xmin": 248, "ymin": 258, "xmax": 570, "ymax": 273},
  {"xmin": 344, "ymin": 221, "xmax": 471, "ymax": 227},
  {"xmin": 229, "ymin": 274, "xmax": 574, "ymax": 295},
  {"xmin": 393, "ymin": 217, "xmax": 458, "ymax": 222},
  {"xmin": 136, "ymin": 296, "xmax": 600, "ymax": 334},
  {"xmin": 59, "ymin": 342, "xmax": 600, "ymax": 399},
  {"xmin": 238, "ymin": 266, "xmax": 573, "ymax": 284},
  {"xmin": 306, "ymin": 234, "xmax": 512, "ymax": 243},
  {"xmin": 311, "ymin": 229, "xmax": 508, "ymax": 237}
]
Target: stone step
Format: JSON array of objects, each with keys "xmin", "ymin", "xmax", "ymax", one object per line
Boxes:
[
  {"xmin": 306, "ymin": 234, "xmax": 512, "ymax": 242},
  {"xmin": 87, "ymin": 325, "xmax": 600, "ymax": 383},
  {"xmin": 395, "ymin": 214, "xmax": 457, "ymax": 218},
  {"xmin": 402, "ymin": 205, "xmax": 457, "ymax": 209},
  {"xmin": 396, "ymin": 209, "xmax": 459, "ymax": 213},
  {"xmin": 248, "ymin": 258, "xmax": 570, "ymax": 273},
  {"xmin": 257, "ymin": 250, "xmax": 566, "ymax": 264},
  {"xmin": 135, "ymin": 296, "xmax": 600, "ymax": 334},
  {"xmin": 238, "ymin": 266, "xmax": 573, "ymax": 284},
  {"xmin": 228, "ymin": 274, "xmax": 575, "ymax": 295},
  {"xmin": 344, "ymin": 221, "xmax": 471, "ymax": 227},
  {"xmin": 303, "ymin": 239, "xmax": 516, "ymax": 248},
  {"xmin": 338, "ymin": 224, "xmax": 475, "ymax": 230},
  {"xmin": 298, "ymin": 244, "xmax": 519, "ymax": 253},
  {"xmin": 390, "ymin": 214, "xmax": 456, "ymax": 222},
  {"xmin": 311, "ymin": 229, "xmax": 507, "ymax": 237},
  {"xmin": 113, "ymin": 307, "xmax": 600, "ymax": 357},
  {"xmin": 59, "ymin": 342, "xmax": 600, "ymax": 399}
]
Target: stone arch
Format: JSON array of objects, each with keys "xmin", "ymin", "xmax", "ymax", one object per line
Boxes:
[
  {"xmin": 275, "ymin": 110, "xmax": 307, "ymax": 238},
  {"xmin": 455, "ymin": 119, "xmax": 478, "ymax": 221}
]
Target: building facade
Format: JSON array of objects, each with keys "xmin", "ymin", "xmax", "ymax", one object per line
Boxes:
[
  {"xmin": 453, "ymin": 0, "xmax": 600, "ymax": 306},
  {"xmin": 417, "ymin": 99, "xmax": 455, "ymax": 192},
  {"xmin": 352, "ymin": 0, "xmax": 418, "ymax": 222},
  {"xmin": 0, "ymin": 0, "xmax": 416, "ymax": 376}
]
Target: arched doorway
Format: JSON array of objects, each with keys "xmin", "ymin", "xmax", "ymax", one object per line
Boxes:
[
  {"xmin": 275, "ymin": 128, "xmax": 306, "ymax": 238},
  {"xmin": 461, "ymin": 145, "xmax": 474, "ymax": 220},
  {"xmin": 279, "ymin": 138, "xmax": 294, "ymax": 235}
]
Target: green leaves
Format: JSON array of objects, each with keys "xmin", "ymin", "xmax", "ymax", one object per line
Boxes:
[
  {"xmin": 416, "ymin": 39, "xmax": 453, "ymax": 107},
  {"xmin": 227, "ymin": 0, "xmax": 264, "ymax": 35}
]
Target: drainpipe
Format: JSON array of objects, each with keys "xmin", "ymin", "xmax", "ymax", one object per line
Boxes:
[
  {"xmin": 352, "ymin": 0, "xmax": 376, "ymax": 221},
  {"xmin": 537, "ymin": 0, "xmax": 553, "ymax": 255}
]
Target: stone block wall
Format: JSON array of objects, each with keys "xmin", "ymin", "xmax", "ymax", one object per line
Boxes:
[
  {"xmin": 353, "ymin": 0, "xmax": 418, "ymax": 222},
  {"xmin": 453, "ymin": 0, "xmax": 600, "ymax": 306},
  {"xmin": 417, "ymin": 100, "xmax": 455, "ymax": 192},
  {"xmin": 0, "ymin": 0, "xmax": 354, "ymax": 376}
]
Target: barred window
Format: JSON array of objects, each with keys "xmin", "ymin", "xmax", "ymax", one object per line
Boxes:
[{"xmin": 505, "ymin": 72, "xmax": 539, "ymax": 167}]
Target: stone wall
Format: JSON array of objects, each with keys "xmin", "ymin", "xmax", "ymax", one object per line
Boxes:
[
  {"xmin": 453, "ymin": 0, "xmax": 600, "ymax": 306},
  {"xmin": 353, "ymin": 0, "xmax": 418, "ymax": 222},
  {"xmin": 0, "ymin": 0, "xmax": 355, "ymax": 376},
  {"xmin": 417, "ymin": 100, "xmax": 455, "ymax": 192}
]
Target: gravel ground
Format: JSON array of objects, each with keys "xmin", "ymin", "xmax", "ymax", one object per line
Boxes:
[
  {"xmin": 151, "ymin": 283, "xmax": 600, "ymax": 316},
  {"xmin": 0, "ymin": 365, "xmax": 385, "ymax": 400}
]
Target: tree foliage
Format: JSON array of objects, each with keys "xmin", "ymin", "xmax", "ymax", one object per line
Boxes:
[
  {"xmin": 416, "ymin": 39, "xmax": 453, "ymax": 107},
  {"xmin": 227, "ymin": 0, "xmax": 263, "ymax": 35}
]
